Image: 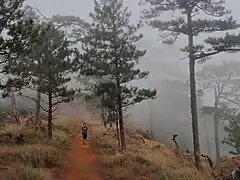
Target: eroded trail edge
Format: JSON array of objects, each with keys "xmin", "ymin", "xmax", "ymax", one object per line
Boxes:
[{"xmin": 65, "ymin": 123, "xmax": 102, "ymax": 180}]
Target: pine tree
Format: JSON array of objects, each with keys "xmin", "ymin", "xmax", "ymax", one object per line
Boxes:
[
  {"xmin": 221, "ymin": 107, "xmax": 240, "ymax": 155},
  {"xmin": 79, "ymin": 0, "xmax": 156, "ymax": 150},
  {"xmin": 24, "ymin": 5, "xmax": 89, "ymax": 45},
  {"xmin": 95, "ymin": 82, "xmax": 118, "ymax": 122},
  {"xmin": 22, "ymin": 6, "xmax": 47, "ymax": 123},
  {"xmin": 0, "ymin": 1, "xmax": 42, "ymax": 67},
  {"xmin": 0, "ymin": 0, "xmax": 24, "ymax": 50},
  {"xmin": 96, "ymin": 82, "xmax": 121, "ymax": 146},
  {"xmin": 2, "ymin": 23, "xmax": 76, "ymax": 139},
  {"xmin": 140, "ymin": 0, "xmax": 239, "ymax": 168},
  {"xmin": 22, "ymin": 6, "xmax": 89, "ymax": 123},
  {"xmin": 0, "ymin": 6, "xmax": 47, "ymax": 126},
  {"xmin": 197, "ymin": 61, "xmax": 240, "ymax": 160}
]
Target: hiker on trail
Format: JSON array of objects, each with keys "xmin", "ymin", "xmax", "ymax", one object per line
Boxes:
[
  {"xmin": 81, "ymin": 123, "xmax": 88, "ymax": 145},
  {"xmin": 231, "ymin": 166, "xmax": 240, "ymax": 180}
]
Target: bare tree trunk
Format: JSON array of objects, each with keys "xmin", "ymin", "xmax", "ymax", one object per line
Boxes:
[
  {"xmin": 213, "ymin": 114, "xmax": 220, "ymax": 160},
  {"xmin": 100, "ymin": 96, "xmax": 107, "ymax": 127},
  {"xmin": 10, "ymin": 90, "xmax": 20, "ymax": 125},
  {"xmin": 149, "ymin": 123, "xmax": 155, "ymax": 139},
  {"xmin": 47, "ymin": 59, "xmax": 53, "ymax": 139},
  {"xmin": 149, "ymin": 102, "xmax": 155, "ymax": 139},
  {"xmin": 103, "ymin": 118, "xmax": 107, "ymax": 127},
  {"xmin": 116, "ymin": 115, "xmax": 121, "ymax": 148},
  {"xmin": 48, "ymin": 90, "xmax": 53, "ymax": 139},
  {"xmin": 187, "ymin": 12, "xmax": 202, "ymax": 169},
  {"xmin": 35, "ymin": 88, "xmax": 41, "ymax": 123},
  {"xmin": 116, "ymin": 80, "xmax": 126, "ymax": 150},
  {"xmin": 203, "ymin": 117, "xmax": 211, "ymax": 158},
  {"xmin": 214, "ymin": 88, "xmax": 220, "ymax": 161},
  {"xmin": 109, "ymin": 120, "xmax": 113, "ymax": 127}
]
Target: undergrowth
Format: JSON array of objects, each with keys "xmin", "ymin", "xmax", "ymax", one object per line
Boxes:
[
  {"xmin": 0, "ymin": 118, "xmax": 78, "ymax": 180},
  {"xmin": 90, "ymin": 122, "xmax": 214, "ymax": 180}
]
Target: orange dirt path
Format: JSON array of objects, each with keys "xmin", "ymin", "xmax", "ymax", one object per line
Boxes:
[{"xmin": 65, "ymin": 124, "xmax": 103, "ymax": 180}]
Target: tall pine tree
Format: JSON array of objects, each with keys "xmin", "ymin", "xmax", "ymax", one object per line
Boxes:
[
  {"xmin": 3, "ymin": 23, "xmax": 76, "ymax": 139},
  {"xmin": 140, "ymin": 0, "xmax": 239, "ymax": 168},
  {"xmin": 0, "ymin": 0, "xmax": 24, "ymax": 56},
  {"xmin": 79, "ymin": 0, "xmax": 156, "ymax": 150},
  {"xmin": 197, "ymin": 61, "xmax": 240, "ymax": 160},
  {"xmin": 0, "ymin": 0, "xmax": 44, "ymax": 70},
  {"xmin": 222, "ymin": 108, "xmax": 240, "ymax": 155},
  {"xmin": 22, "ymin": 6, "xmax": 89, "ymax": 123}
]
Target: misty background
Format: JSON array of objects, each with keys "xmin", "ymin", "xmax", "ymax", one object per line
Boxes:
[{"xmin": 23, "ymin": 0, "xmax": 240, "ymax": 160}]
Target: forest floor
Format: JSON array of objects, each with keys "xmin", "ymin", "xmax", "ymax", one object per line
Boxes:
[
  {"xmin": 0, "ymin": 117, "xmax": 79, "ymax": 180},
  {"xmin": 89, "ymin": 120, "xmax": 214, "ymax": 180},
  {"xmin": 0, "ymin": 114, "xmax": 227, "ymax": 180}
]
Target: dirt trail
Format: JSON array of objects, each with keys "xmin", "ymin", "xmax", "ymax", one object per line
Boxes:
[{"xmin": 65, "ymin": 124, "xmax": 102, "ymax": 180}]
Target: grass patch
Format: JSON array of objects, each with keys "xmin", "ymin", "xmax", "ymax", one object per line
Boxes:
[
  {"xmin": 90, "ymin": 122, "xmax": 213, "ymax": 180},
  {"xmin": 0, "ymin": 116, "xmax": 78, "ymax": 180},
  {"xmin": 96, "ymin": 138, "xmax": 119, "ymax": 155},
  {"xmin": 53, "ymin": 118, "xmax": 78, "ymax": 135},
  {"xmin": 51, "ymin": 130, "xmax": 68, "ymax": 151},
  {"xmin": 0, "ymin": 124, "xmax": 21, "ymax": 134},
  {"xmin": 8, "ymin": 144, "xmax": 63, "ymax": 168},
  {"xmin": 4, "ymin": 165, "xmax": 52, "ymax": 180}
]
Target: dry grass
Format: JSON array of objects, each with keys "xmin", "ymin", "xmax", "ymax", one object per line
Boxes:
[
  {"xmin": 3, "ymin": 164, "xmax": 52, "ymax": 180},
  {"xmin": 90, "ymin": 121, "xmax": 214, "ymax": 180},
  {"xmin": 0, "ymin": 117, "xmax": 78, "ymax": 180},
  {"xmin": 53, "ymin": 118, "xmax": 78, "ymax": 135},
  {"xmin": 7, "ymin": 144, "xmax": 63, "ymax": 168}
]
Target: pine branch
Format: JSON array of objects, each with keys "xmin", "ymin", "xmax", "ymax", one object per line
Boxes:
[
  {"xmin": 219, "ymin": 96, "xmax": 240, "ymax": 107},
  {"xmin": 52, "ymin": 103, "xmax": 60, "ymax": 112},
  {"xmin": 20, "ymin": 94, "xmax": 48, "ymax": 112},
  {"xmin": 193, "ymin": 48, "xmax": 240, "ymax": 61},
  {"xmin": 52, "ymin": 99, "xmax": 65, "ymax": 106},
  {"xmin": 0, "ymin": 0, "xmax": 23, "ymax": 27},
  {"xmin": 222, "ymin": 140, "xmax": 236, "ymax": 148}
]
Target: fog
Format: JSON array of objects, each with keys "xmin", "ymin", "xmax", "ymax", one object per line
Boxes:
[{"xmin": 25, "ymin": 0, "xmax": 240, "ymax": 160}]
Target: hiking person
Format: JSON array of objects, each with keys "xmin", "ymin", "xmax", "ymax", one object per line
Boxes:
[{"xmin": 81, "ymin": 122, "xmax": 88, "ymax": 145}]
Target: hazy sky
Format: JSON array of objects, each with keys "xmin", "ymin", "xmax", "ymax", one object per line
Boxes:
[
  {"xmin": 26, "ymin": 0, "xmax": 240, "ymax": 104},
  {"xmin": 25, "ymin": 0, "xmax": 240, "ymax": 69},
  {"xmin": 24, "ymin": 0, "xmax": 240, "ymax": 157}
]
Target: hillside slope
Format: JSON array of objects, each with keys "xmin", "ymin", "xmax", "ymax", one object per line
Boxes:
[{"xmin": 90, "ymin": 121, "xmax": 214, "ymax": 180}]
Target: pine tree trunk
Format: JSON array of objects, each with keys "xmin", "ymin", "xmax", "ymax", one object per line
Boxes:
[
  {"xmin": 189, "ymin": 52, "xmax": 202, "ymax": 170},
  {"xmin": 103, "ymin": 119, "xmax": 107, "ymax": 127},
  {"xmin": 148, "ymin": 100, "xmax": 155, "ymax": 139},
  {"xmin": 109, "ymin": 120, "xmax": 113, "ymax": 128},
  {"xmin": 116, "ymin": 81, "xmax": 126, "ymax": 150},
  {"xmin": 35, "ymin": 88, "xmax": 41, "ymax": 123},
  {"xmin": 214, "ymin": 88, "xmax": 220, "ymax": 161},
  {"xmin": 48, "ymin": 90, "xmax": 53, "ymax": 139},
  {"xmin": 100, "ymin": 96, "xmax": 106, "ymax": 127},
  {"xmin": 47, "ymin": 56, "xmax": 53, "ymax": 139},
  {"xmin": 149, "ymin": 120, "xmax": 155, "ymax": 139},
  {"xmin": 203, "ymin": 117, "xmax": 211, "ymax": 157},
  {"xmin": 187, "ymin": 12, "xmax": 202, "ymax": 169},
  {"xmin": 10, "ymin": 91, "xmax": 20, "ymax": 125},
  {"xmin": 214, "ymin": 114, "xmax": 220, "ymax": 160},
  {"xmin": 115, "ymin": 114, "xmax": 121, "ymax": 148}
]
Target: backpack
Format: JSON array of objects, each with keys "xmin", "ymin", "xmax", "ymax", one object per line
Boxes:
[{"xmin": 82, "ymin": 125, "xmax": 88, "ymax": 134}]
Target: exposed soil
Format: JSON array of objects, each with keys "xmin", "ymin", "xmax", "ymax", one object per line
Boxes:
[{"xmin": 65, "ymin": 124, "xmax": 103, "ymax": 180}]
